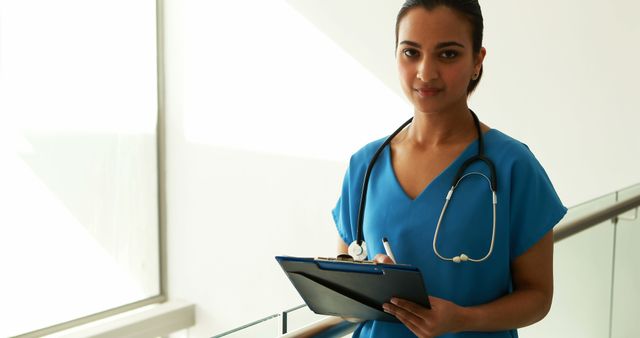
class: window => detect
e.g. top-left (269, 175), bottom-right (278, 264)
top-left (0, 1), bottom-right (161, 336)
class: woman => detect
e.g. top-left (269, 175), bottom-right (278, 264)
top-left (332, 1), bottom-right (567, 337)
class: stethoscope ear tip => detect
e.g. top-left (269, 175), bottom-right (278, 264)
top-left (452, 254), bottom-right (470, 263)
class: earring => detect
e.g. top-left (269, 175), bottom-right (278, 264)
top-left (472, 73), bottom-right (479, 80)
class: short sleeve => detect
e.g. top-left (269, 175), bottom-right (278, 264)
top-left (331, 138), bottom-right (385, 248)
top-left (332, 166), bottom-right (355, 246)
top-left (509, 145), bottom-right (567, 258)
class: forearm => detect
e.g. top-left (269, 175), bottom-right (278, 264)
top-left (456, 231), bottom-right (555, 332)
top-left (457, 288), bottom-right (552, 332)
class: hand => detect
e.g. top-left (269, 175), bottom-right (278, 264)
top-left (382, 296), bottom-right (465, 338)
top-left (373, 253), bottom-right (395, 264)
top-left (340, 316), bottom-right (364, 323)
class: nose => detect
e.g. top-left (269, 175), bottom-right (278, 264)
top-left (417, 56), bottom-right (438, 82)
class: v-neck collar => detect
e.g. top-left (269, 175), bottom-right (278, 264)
top-left (384, 129), bottom-right (496, 202)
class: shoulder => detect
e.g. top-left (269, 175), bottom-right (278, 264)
top-left (484, 129), bottom-right (542, 168)
top-left (347, 136), bottom-right (387, 171)
top-left (486, 130), bottom-right (561, 203)
top-left (338, 136), bottom-right (389, 190)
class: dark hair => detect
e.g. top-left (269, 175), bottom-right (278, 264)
top-left (395, 0), bottom-right (484, 94)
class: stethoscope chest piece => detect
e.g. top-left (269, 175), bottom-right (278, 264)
top-left (348, 241), bottom-right (368, 261)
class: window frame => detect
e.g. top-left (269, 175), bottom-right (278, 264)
top-left (11, 0), bottom-right (167, 336)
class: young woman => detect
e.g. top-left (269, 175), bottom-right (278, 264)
top-left (332, 1), bottom-right (567, 337)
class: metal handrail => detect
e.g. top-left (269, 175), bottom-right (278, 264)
top-left (554, 193), bottom-right (640, 242)
top-left (278, 188), bottom-right (640, 338)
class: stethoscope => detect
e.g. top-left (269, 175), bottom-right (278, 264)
top-left (347, 110), bottom-right (498, 263)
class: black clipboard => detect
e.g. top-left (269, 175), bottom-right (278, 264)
top-left (276, 256), bottom-right (430, 322)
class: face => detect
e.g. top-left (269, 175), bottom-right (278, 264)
top-left (396, 6), bottom-right (485, 115)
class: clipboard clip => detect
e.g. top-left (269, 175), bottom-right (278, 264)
top-left (314, 255), bottom-right (377, 265)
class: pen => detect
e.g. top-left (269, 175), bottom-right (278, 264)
top-left (382, 237), bottom-right (397, 263)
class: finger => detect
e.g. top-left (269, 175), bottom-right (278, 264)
top-left (427, 295), bottom-right (442, 309)
top-left (384, 303), bottom-right (431, 337)
top-left (384, 302), bottom-right (428, 329)
top-left (373, 253), bottom-right (394, 264)
top-left (428, 295), bottom-right (444, 305)
top-left (340, 316), bottom-right (363, 323)
top-left (391, 298), bottom-right (429, 317)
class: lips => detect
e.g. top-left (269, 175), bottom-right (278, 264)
top-left (416, 87), bottom-right (441, 97)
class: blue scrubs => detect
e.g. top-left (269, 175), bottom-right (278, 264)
top-left (332, 129), bottom-right (567, 338)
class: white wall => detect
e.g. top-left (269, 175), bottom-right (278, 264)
top-left (163, 1), bottom-right (640, 337)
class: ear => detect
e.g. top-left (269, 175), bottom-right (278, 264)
top-left (474, 47), bottom-right (487, 74)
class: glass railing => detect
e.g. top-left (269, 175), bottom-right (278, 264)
top-left (210, 304), bottom-right (330, 337)
top-left (281, 304), bottom-right (326, 334)
top-left (210, 313), bottom-right (280, 338)
top-left (610, 184), bottom-right (640, 338)
top-left (521, 183), bottom-right (640, 338)
top-left (521, 190), bottom-right (618, 337)
top-left (213, 183), bottom-right (640, 338)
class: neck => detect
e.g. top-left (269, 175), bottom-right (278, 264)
top-left (405, 105), bottom-right (477, 148)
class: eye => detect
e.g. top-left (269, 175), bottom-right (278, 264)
top-left (439, 50), bottom-right (458, 59)
top-left (402, 48), bottom-right (419, 58)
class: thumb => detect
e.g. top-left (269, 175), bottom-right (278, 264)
top-left (428, 295), bottom-right (445, 307)
top-left (373, 253), bottom-right (395, 264)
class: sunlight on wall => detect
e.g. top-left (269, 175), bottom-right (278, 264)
top-left (183, 0), bottom-right (411, 162)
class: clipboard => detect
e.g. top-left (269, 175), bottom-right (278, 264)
top-left (276, 256), bottom-right (430, 322)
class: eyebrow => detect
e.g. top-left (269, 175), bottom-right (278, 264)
top-left (398, 40), bottom-right (465, 49)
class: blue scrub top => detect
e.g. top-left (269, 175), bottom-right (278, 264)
top-left (332, 129), bottom-right (567, 338)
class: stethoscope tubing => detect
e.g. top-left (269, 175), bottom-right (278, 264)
top-left (432, 172), bottom-right (497, 263)
top-left (352, 109), bottom-right (498, 263)
top-left (355, 117), bottom-right (413, 245)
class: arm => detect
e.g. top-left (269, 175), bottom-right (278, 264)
top-left (383, 230), bottom-right (554, 337)
top-left (459, 230), bottom-right (554, 330)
